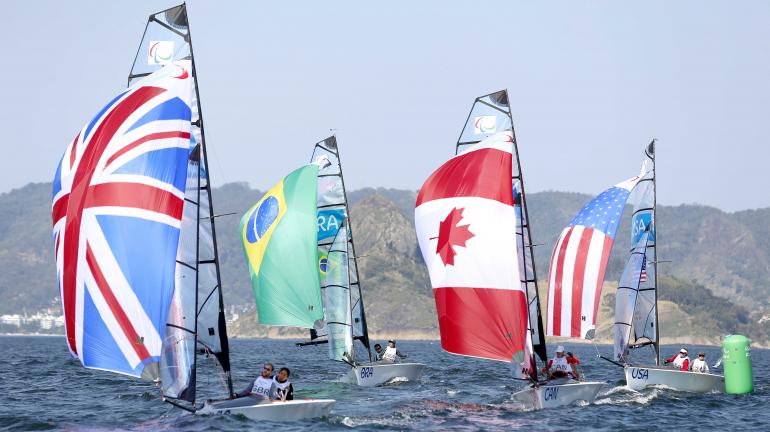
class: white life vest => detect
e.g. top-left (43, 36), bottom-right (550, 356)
top-left (691, 358), bottom-right (709, 373)
top-left (273, 377), bottom-right (291, 400)
top-left (550, 356), bottom-right (571, 373)
top-left (672, 355), bottom-right (689, 369)
top-left (382, 346), bottom-right (399, 363)
top-left (250, 376), bottom-right (275, 398)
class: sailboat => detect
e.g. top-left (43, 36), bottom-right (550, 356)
top-left (296, 136), bottom-right (426, 386)
top-left (53, 3), bottom-right (234, 415)
top-left (415, 90), bottom-right (603, 411)
top-left (200, 162), bottom-right (336, 420)
top-left (616, 141), bottom-right (724, 393)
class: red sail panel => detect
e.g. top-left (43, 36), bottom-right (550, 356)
top-left (415, 131), bottom-right (527, 362)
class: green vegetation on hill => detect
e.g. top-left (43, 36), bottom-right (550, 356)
top-left (1, 182), bottom-right (769, 344)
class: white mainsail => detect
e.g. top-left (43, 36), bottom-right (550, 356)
top-left (323, 224), bottom-right (355, 362)
top-left (614, 141), bottom-right (658, 364)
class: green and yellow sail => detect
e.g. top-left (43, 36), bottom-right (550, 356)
top-left (240, 164), bottom-right (324, 328)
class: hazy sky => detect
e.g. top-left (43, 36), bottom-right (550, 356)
top-left (1, 1), bottom-right (768, 211)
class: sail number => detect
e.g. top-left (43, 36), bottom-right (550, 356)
top-left (359, 367), bottom-right (374, 380)
top-left (543, 387), bottom-right (559, 401)
top-left (630, 368), bottom-right (649, 380)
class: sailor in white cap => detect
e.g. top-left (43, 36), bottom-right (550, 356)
top-left (664, 348), bottom-right (691, 371)
top-left (381, 339), bottom-right (408, 363)
top-left (541, 345), bottom-right (580, 380)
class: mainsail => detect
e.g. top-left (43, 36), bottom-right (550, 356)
top-left (52, 60), bottom-right (193, 380)
top-left (240, 164), bottom-right (324, 329)
top-left (304, 136), bottom-right (371, 362)
top-left (128, 4), bottom-right (232, 406)
top-left (614, 141), bottom-right (658, 363)
top-left (416, 130), bottom-right (529, 362)
top-left (323, 222), bottom-right (356, 362)
top-left (454, 90), bottom-right (547, 370)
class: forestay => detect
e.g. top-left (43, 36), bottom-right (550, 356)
top-left (454, 90), bottom-right (547, 373)
top-left (307, 136), bottom-right (371, 360)
top-left (615, 141), bottom-right (658, 363)
top-left (124, 4), bottom-right (233, 404)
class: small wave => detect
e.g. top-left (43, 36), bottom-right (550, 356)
top-left (594, 388), bottom-right (660, 406)
top-left (383, 377), bottom-right (410, 385)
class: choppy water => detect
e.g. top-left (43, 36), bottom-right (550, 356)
top-left (0, 336), bottom-right (767, 431)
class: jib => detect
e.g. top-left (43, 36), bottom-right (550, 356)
top-left (631, 368), bottom-right (649, 380)
top-left (544, 387), bottom-right (559, 401)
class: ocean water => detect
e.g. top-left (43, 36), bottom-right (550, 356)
top-left (0, 336), bottom-right (767, 431)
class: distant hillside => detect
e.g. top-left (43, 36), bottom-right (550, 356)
top-left (1, 182), bottom-right (768, 344)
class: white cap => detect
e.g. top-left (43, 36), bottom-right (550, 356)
top-left (680, 348), bottom-right (688, 354)
top-left (556, 346), bottom-right (565, 353)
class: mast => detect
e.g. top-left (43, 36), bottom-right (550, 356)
top-left (454, 90), bottom-right (548, 369)
top-left (127, 3), bottom-right (233, 406)
top-left (187, 6), bottom-right (234, 397)
top-left (649, 139), bottom-right (659, 365)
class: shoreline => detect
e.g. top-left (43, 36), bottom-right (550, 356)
top-left (4, 333), bottom-right (766, 349)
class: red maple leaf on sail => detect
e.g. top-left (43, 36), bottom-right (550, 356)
top-left (434, 207), bottom-right (475, 266)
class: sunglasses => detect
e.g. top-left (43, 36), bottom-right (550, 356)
top-left (263, 367), bottom-right (273, 371)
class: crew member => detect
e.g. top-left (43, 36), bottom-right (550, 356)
top-left (235, 362), bottom-right (276, 399)
top-left (373, 344), bottom-right (384, 361)
top-left (273, 367), bottom-right (294, 401)
top-left (691, 352), bottom-right (710, 373)
top-left (664, 348), bottom-right (691, 371)
top-left (541, 346), bottom-right (580, 379)
top-left (381, 340), bottom-right (408, 363)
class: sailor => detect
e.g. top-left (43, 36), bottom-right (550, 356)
top-left (381, 340), bottom-right (408, 363)
top-left (373, 344), bottom-right (384, 361)
top-left (235, 362), bottom-right (276, 399)
top-left (691, 352), bottom-right (710, 373)
top-left (273, 367), bottom-right (294, 401)
top-left (664, 348), bottom-right (691, 371)
top-left (542, 346), bottom-right (580, 380)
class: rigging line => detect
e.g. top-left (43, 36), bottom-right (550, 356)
top-left (201, 128), bottom-right (230, 187)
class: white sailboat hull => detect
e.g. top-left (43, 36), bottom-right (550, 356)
top-left (625, 365), bottom-right (724, 393)
top-left (346, 362), bottom-right (426, 387)
top-left (197, 397), bottom-right (335, 421)
top-left (511, 380), bottom-right (605, 410)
